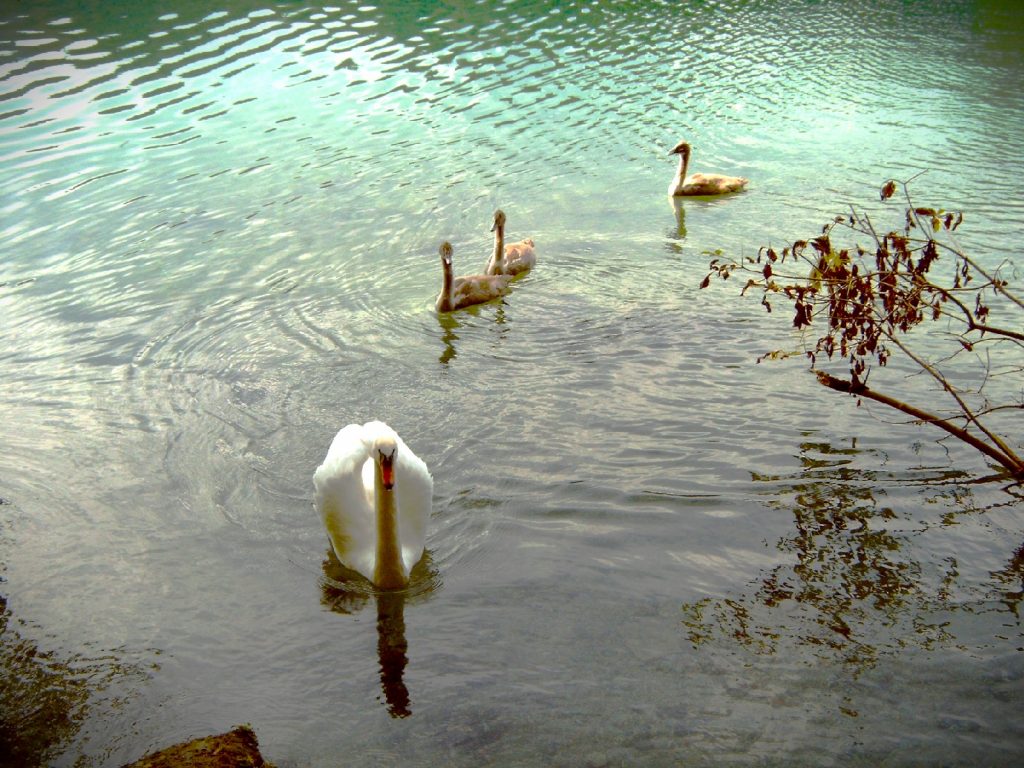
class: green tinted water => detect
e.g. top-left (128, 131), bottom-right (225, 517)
top-left (1, 1), bottom-right (1022, 765)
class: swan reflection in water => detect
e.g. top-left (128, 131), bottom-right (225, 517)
top-left (373, 590), bottom-right (411, 718)
top-left (436, 310), bottom-right (461, 366)
top-left (668, 196), bottom-right (687, 240)
top-left (320, 552), bottom-right (438, 718)
top-left (434, 303), bottom-right (508, 366)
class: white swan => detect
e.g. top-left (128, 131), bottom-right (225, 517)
top-left (313, 421), bottom-right (433, 589)
top-left (668, 140), bottom-right (748, 196)
top-left (485, 209), bottom-right (536, 277)
top-left (436, 240), bottom-right (511, 312)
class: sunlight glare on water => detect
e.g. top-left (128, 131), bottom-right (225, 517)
top-left (1, 1), bottom-right (1022, 766)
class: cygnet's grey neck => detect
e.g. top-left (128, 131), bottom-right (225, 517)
top-left (438, 258), bottom-right (454, 310)
top-left (491, 225), bottom-right (504, 268)
top-left (676, 151), bottom-right (690, 182)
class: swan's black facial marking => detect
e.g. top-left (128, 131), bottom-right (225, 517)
top-left (378, 446), bottom-right (397, 489)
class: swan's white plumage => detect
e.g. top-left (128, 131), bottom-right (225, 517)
top-left (313, 421), bottom-right (432, 584)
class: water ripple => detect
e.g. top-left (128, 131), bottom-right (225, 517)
top-left (2, 2), bottom-right (1023, 763)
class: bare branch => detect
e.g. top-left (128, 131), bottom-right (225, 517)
top-left (885, 334), bottom-right (1024, 469)
top-left (815, 372), bottom-right (1024, 476)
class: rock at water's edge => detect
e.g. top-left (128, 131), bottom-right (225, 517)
top-left (122, 724), bottom-right (274, 768)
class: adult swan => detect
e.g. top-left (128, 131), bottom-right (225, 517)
top-left (314, 421), bottom-right (433, 589)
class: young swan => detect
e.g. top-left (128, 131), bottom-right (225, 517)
top-left (668, 140), bottom-right (748, 196)
top-left (435, 241), bottom-right (511, 312)
top-left (485, 209), bottom-right (536, 277)
top-left (313, 421), bottom-right (433, 589)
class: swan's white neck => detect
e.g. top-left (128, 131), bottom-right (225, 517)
top-left (373, 460), bottom-right (407, 589)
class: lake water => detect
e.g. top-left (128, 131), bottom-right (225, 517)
top-left (2, 1), bottom-right (1022, 765)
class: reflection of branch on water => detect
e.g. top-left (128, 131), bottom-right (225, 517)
top-left (680, 439), bottom-right (1017, 674)
top-left (0, 595), bottom-right (87, 765)
top-left (989, 540), bottom-right (1024, 621)
top-left (320, 551), bottom-right (438, 718)
top-left (0, 593), bottom-right (152, 765)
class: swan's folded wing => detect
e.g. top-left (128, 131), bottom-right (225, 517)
top-left (313, 424), bottom-right (376, 579)
top-left (452, 274), bottom-right (510, 305)
top-left (394, 434), bottom-right (433, 573)
top-left (504, 240), bottom-right (536, 273)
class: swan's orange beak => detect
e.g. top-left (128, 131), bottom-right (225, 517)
top-left (380, 451), bottom-right (395, 489)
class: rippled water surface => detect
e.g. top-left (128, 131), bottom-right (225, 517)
top-left (2, 1), bottom-right (1023, 766)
